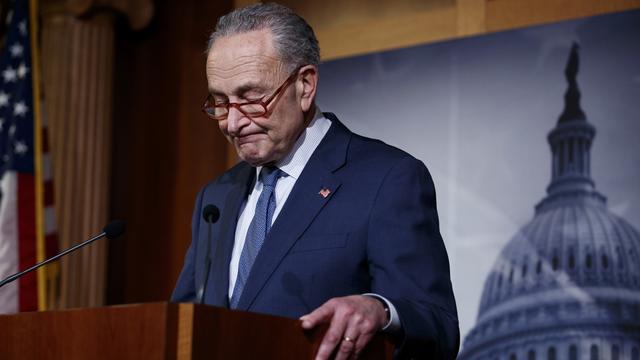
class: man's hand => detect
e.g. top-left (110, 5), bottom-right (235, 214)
top-left (300, 295), bottom-right (388, 360)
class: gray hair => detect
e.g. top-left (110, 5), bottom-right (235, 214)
top-left (207, 3), bottom-right (320, 72)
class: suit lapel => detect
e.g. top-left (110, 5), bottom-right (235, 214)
top-left (208, 164), bottom-right (255, 308)
top-left (236, 114), bottom-right (351, 310)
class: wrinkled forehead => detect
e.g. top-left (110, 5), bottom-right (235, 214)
top-left (206, 30), bottom-right (287, 90)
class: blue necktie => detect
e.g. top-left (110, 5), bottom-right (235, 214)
top-left (230, 166), bottom-right (284, 308)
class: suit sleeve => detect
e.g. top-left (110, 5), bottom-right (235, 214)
top-left (171, 187), bottom-right (205, 302)
top-left (367, 156), bottom-right (460, 359)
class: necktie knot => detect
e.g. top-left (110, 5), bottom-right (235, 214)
top-left (260, 166), bottom-right (283, 188)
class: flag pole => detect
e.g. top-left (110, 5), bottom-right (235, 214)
top-left (29, 0), bottom-right (47, 311)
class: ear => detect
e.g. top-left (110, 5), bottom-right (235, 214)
top-left (297, 65), bottom-right (318, 112)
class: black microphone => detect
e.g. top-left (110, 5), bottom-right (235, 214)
top-left (202, 205), bottom-right (220, 224)
top-left (0, 220), bottom-right (126, 288)
top-left (197, 205), bottom-right (220, 304)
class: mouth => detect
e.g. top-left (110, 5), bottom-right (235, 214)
top-left (234, 133), bottom-right (265, 146)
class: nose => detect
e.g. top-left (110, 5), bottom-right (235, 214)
top-left (225, 106), bottom-right (249, 136)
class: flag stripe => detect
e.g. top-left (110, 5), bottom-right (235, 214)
top-left (44, 206), bottom-right (56, 235)
top-left (44, 179), bottom-right (53, 205)
top-left (41, 127), bottom-right (49, 152)
top-left (42, 153), bottom-right (52, 181)
top-left (45, 233), bottom-right (57, 258)
top-left (0, 172), bottom-right (19, 314)
top-left (17, 173), bottom-right (37, 311)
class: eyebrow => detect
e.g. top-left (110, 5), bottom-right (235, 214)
top-left (209, 82), bottom-right (268, 97)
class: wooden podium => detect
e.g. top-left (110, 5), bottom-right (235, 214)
top-left (0, 302), bottom-right (394, 359)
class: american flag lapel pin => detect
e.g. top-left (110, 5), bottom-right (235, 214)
top-left (318, 188), bottom-right (331, 198)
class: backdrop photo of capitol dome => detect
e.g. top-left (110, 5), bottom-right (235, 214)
top-left (316, 8), bottom-right (640, 359)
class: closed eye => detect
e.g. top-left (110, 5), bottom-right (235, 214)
top-left (242, 95), bottom-right (267, 103)
top-left (210, 93), bottom-right (265, 104)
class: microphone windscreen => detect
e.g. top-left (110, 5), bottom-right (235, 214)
top-left (103, 220), bottom-right (126, 239)
top-left (202, 205), bottom-right (220, 224)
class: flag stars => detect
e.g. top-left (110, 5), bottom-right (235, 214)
top-left (18, 20), bottom-right (27, 36)
top-left (0, 118), bottom-right (4, 130)
top-left (3, 67), bottom-right (17, 83)
top-left (14, 141), bottom-right (28, 155)
top-left (0, 92), bottom-right (8, 107)
top-left (13, 101), bottom-right (28, 116)
top-left (8, 124), bottom-right (16, 136)
top-left (9, 43), bottom-right (23, 57)
top-left (17, 63), bottom-right (29, 79)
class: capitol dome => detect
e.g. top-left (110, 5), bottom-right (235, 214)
top-left (459, 44), bottom-right (640, 360)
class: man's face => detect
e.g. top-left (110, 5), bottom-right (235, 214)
top-left (206, 29), bottom-right (307, 166)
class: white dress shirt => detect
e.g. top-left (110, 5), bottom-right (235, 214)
top-left (228, 108), bottom-right (400, 332)
top-left (228, 109), bottom-right (331, 295)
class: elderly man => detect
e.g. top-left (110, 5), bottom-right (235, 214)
top-left (172, 3), bottom-right (459, 359)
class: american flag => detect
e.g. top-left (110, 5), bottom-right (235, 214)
top-left (0, 0), bottom-right (58, 313)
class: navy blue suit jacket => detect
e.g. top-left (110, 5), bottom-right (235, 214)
top-left (172, 114), bottom-right (459, 358)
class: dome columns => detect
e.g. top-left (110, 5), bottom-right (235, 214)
top-left (547, 121), bottom-right (596, 195)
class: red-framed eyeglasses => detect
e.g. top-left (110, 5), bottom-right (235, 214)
top-left (202, 67), bottom-right (301, 121)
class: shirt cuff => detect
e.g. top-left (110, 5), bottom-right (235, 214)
top-left (362, 293), bottom-right (402, 334)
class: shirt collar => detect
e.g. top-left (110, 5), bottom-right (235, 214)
top-left (255, 107), bottom-right (332, 181)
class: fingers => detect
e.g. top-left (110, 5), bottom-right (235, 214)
top-left (300, 296), bottom-right (387, 360)
top-left (353, 332), bottom-right (374, 358)
top-left (344, 310), bottom-right (377, 358)
top-left (334, 333), bottom-right (356, 360)
top-left (300, 300), bottom-right (335, 329)
top-left (335, 320), bottom-right (375, 360)
top-left (314, 299), bottom-right (350, 360)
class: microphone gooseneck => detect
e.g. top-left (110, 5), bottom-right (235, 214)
top-left (197, 204), bottom-right (220, 304)
top-left (0, 220), bottom-right (127, 288)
